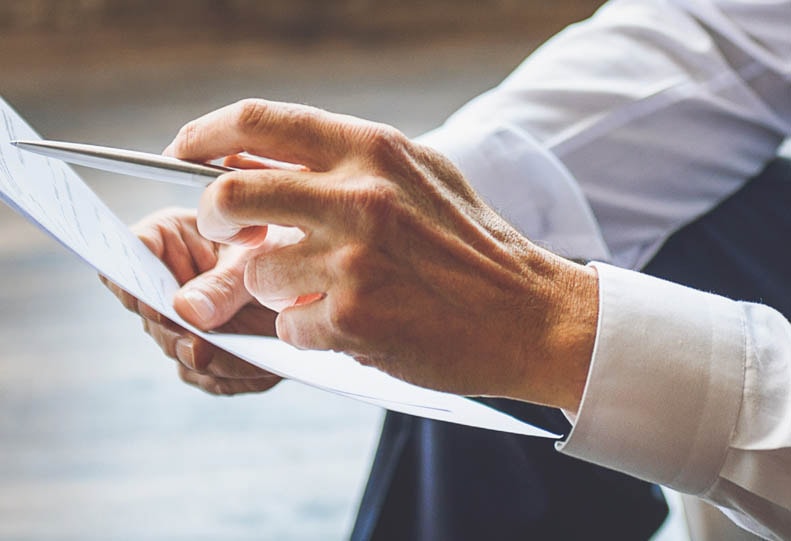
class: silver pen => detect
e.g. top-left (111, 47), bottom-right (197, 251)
top-left (11, 139), bottom-right (231, 187)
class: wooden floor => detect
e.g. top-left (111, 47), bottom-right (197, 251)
top-left (0, 35), bottom-right (537, 540)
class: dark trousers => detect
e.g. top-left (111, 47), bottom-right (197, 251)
top-left (351, 157), bottom-right (791, 541)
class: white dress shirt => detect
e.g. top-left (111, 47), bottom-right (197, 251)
top-left (418, 0), bottom-right (791, 538)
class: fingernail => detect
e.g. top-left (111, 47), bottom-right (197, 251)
top-left (176, 336), bottom-right (195, 369)
top-left (182, 288), bottom-right (216, 323)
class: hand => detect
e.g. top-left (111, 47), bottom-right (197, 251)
top-left (102, 207), bottom-right (283, 396)
top-left (165, 99), bottom-right (599, 411)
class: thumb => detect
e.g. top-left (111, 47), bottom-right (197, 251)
top-left (174, 257), bottom-right (253, 330)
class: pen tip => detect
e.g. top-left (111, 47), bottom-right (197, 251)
top-left (9, 140), bottom-right (18, 146)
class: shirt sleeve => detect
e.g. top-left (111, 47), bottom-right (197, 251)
top-left (420, 0), bottom-right (791, 268)
top-left (557, 263), bottom-right (791, 540)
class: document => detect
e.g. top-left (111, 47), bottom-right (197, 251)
top-left (0, 97), bottom-right (557, 438)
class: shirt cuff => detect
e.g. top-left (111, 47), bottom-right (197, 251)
top-left (558, 262), bottom-right (747, 495)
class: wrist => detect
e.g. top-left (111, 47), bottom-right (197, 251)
top-left (507, 253), bottom-right (599, 412)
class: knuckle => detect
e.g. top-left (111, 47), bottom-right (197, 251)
top-left (339, 179), bottom-right (400, 237)
top-left (234, 98), bottom-right (268, 135)
top-left (334, 244), bottom-right (372, 280)
top-left (138, 302), bottom-right (161, 323)
top-left (364, 124), bottom-right (407, 163)
top-left (329, 292), bottom-right (366, 337)
top-left (290, 105), bottom-right (323, 129)
top-left (360, 182), bottom-right (399, 217)
top-left (211, 174), bottom-right (247, 219)
top-left (174, 121), bottom-right (201, 157)
top-left (119, 291), bottom-right (138, 312)
top-left (132, 207), bottom-right (195, 253)
top-left (333, 240), bottom-right (387, 289)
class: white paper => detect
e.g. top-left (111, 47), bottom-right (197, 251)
top-left (0, 97), bottom-right (558, 438)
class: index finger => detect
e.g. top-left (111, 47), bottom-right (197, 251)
top-left (164, 99), bottom-right (357, 172)
top-left (197, 168), bottom-right (332, 244)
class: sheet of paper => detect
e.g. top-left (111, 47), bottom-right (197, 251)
top-left (0, 97), bottom-right (558, 438)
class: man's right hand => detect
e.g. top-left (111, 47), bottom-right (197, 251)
top-left (101, 207), bottom-right (284, 396)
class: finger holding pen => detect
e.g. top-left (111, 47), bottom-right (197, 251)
top-left (166, 98), bottom-right (598, 412)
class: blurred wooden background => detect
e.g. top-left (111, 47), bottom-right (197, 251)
top-left (1, 0), bottom-right (603, 40)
